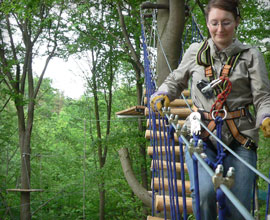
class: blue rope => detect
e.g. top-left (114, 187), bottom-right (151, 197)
top-left (179, 137), bottom-right (188, 220)
top-left (158, 115), bottom-right (167, 218)
top-left (151, 112), bottom-right (156, 216)
top-left (216, 188), bottom-right (228, 220)
top-left (162, 117), bottom-right (172, 218)
top-left (214, 116), bottom-right (226, 166)
top-left (166, 123), bottom-right (176, 219)
top-left (202, 116), bottom-right (226, 169)
top-left (170, 126), bottom-right (181, 220)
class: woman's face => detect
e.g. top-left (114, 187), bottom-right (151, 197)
top-left (207, 8), bottom-right (239, 50)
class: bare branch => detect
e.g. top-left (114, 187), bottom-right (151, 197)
top-left (34, 3), bottom-right (64, 99)
top-left (31, 190), bottom-right (65, 216)
top-left (0, 96), bottom-right (11, 113)
top-left (116, 2), bottom-right (144, 73)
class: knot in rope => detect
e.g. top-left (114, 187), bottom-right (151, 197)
top-left (210, 76), bottom-right (232, 117)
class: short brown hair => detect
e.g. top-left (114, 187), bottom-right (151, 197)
top-left (205, 0), bottom-right (241, 21)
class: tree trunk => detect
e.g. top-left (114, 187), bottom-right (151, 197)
top-left (99, 183), bottom-right (105, 220)
top-left (16, 99), bottom-right (32, 220)
top-left (156, 0), bottom-right (186, 86)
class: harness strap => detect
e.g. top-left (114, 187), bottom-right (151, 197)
top-left (197, 40), bottom-right (211, 67)
top-left (199, 106), bottom-right (257, 151)
top-left (200, 108), bottom-right (247, 120)
top-left (201, 120), bottom-right (216, 139)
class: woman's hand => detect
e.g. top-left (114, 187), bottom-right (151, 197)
top-left (150, 93), bottom-right (170, 116)
top-left (261, 117), bottom-right (270, 137)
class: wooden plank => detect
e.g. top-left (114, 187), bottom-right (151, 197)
top-left (147, 216), bottom-right (168, 220)
top-left (145, 89), bottom-right (190, 97)
top-left (155, 195), bottom-right (193, 213)
top-left (144, 98), bottom-right (193, 108)
top-left (145, 130), bottom-right (179, 142)
top-left (6, 189), bottom-right (44, 192)
top-left (145, 107), bottom-right (191, 118)
top-left (147, 146), bottom-right (186, 156)
top-left (151, 178), bottom-right (191, 194)
top-left (147, 119), bottom-right (185, 129)
top-left (116, 105), bottom-right (145, 116)
top-left (151, 160), bottom-right (188, 173)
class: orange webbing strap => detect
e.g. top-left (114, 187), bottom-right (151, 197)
top-left (201, 120), bottom-right (216, 139)
top-left (200, 105), bottom-right (251, 146)
top-left (205, 66), bottom-right (213, 77)
top-left (221, 65), bottom-right (231, 77)
top-left (223, 105), bottom-right (249, 146)
top-left (193, 105), bottom-right (215, 139)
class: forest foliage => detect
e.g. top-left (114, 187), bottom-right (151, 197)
top-left (0, 0), bottom-right (270, 219)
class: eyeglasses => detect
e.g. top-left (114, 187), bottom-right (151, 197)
top-left (208, 20), bottom-right (234, 28)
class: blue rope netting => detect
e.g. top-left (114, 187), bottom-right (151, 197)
top-left (141, 13), bottom-right (203, 218)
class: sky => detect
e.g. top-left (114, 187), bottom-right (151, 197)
top-left (34, 57), bottom-right (86, 99)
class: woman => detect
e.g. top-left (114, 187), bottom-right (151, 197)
top-left (150, 0), bottom-right (270, 219)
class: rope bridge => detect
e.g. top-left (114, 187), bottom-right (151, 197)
top-left (140, 5), bottom-right (270, 220)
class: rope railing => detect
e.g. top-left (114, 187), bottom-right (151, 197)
top-left (141, 5), bottom-right (270, 220)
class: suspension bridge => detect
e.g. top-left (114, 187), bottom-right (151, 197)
top-left (139, 3), bottom-right (270, 220)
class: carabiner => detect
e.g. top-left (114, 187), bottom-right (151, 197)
top-left (211, 106), bottom-right (227, 120)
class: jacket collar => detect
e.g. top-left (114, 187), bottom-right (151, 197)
top-left (208, 38), bottom-right (251, 58)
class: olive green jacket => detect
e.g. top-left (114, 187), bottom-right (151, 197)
top-left (158, 38), bottom-right (270, 145)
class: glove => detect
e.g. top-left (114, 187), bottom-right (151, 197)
top-left (150, 93), bottom-right (170, 116)
top-left (261, 117), bottom-right (270, 137)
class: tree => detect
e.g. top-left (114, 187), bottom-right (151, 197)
top-left (67, 2), bottom-right (123, 219)
top-left (155, 0), bottom-right (186, 86)
top-left (0, 1), bottom-right (67, 219)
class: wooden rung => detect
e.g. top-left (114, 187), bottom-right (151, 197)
top-left (147, 216), bottom-right (168, 220)
top-left (182, 90), bottom-right (190, 97)
top-left (147, 146), bottom-right (186, 156)
top-left (144, 96), bottom-right (148, 105)
top-left (144, 98), bottom-right (192, 108)
top-left (152, 178), bottom-right (191, 194)
top-left (147, 119), bottom-right (185, 129)
top-left (151, 160), bottom-right (188, 173)
top-left (145, 90), bottom-right (190, 97)
top-left (145, 107), bottom-right (191, 118)
top-left (145, 130), bottom-right (179, 142)
top-left (155, 195), bottom-right (193, 213)
top-left (170, 99), bottom-right (193, 107)
top-left (6, 189), bottom-right (44, 192)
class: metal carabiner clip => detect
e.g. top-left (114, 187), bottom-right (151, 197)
top-left (211, 106), bottom-right (228, 120)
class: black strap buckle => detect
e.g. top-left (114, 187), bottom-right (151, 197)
top-left (243, 138), bottom-right (257, 151)
top-left (196, 80), bottom-right (214, 99)
top-left (237, 106), bottom-right (245, 117)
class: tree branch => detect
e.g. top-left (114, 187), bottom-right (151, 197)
top-left (141, 1), bottom-right (169, 10)
top-left (31, 190), bottom-right (65, 216)
top-left (0, 96), bottom-right (11, 113)
top-left (116, 2), bottom-right (144, 73)
top-left (34, 2), bottom-right (64, 99)
top-left (118, 148), bottom-right (152, 207)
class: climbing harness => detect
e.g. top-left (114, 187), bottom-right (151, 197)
top-left (196, 40), bottom-right (258, 151)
